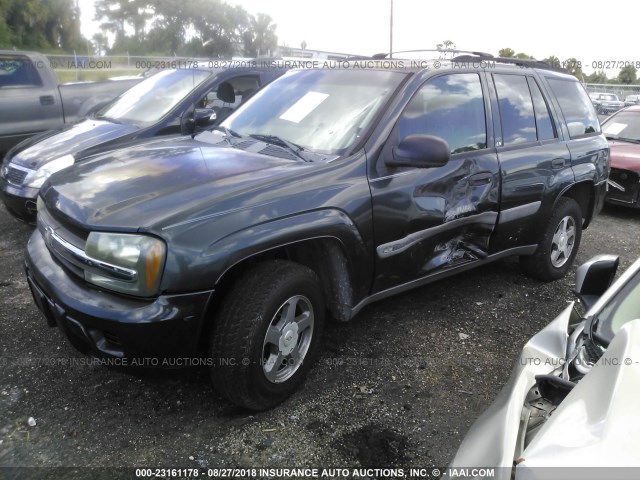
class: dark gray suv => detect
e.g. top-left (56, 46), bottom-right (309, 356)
top-left (25, 55), bottom-right (609, 410)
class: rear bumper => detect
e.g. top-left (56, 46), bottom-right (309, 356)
top-left (25, 229), bottom-right (214, 361)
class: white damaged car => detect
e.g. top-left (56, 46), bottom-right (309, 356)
top-left (450, 255), bottom-right (640, 480)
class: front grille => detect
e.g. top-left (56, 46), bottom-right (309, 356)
top-left (38, 204), bottom-right (88, 279)
top-left (103, 331), bottom-right (123, 349)
top-left (608, 168), bottom-right (640, 205)
top-left (7, 166), bottom-right (28, 185)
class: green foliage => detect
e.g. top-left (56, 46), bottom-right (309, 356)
top-left (94, 0), bottom-right (278, 57)
top-left (498, 48), bottom-right (515, 58)
top-left (244, 13), bottom-right (278, 56)
top-left (585, 70), bottom-right (608, 84)
top-left (2, 0), bottom-right (278, 57)
top-left (543, 56), bottom-right (561, 68)
top-left (618, 64), bottom-right (637, 84)
top-left (0, 0), bottom-right (87, 50)
top-left (562, 58), bottom-right (583, 79)
top-left (435, 40), bottom-right (456, 59)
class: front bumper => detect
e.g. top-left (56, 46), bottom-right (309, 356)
top-left (598, 104), bottom-right (623, 114)
top-left (25, 229), bottom-right (214, 361)
top-left (606, 168), bottom-right (640, 207)
top-left (0, 175), bottom-right (39, 223)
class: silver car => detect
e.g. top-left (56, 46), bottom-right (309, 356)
top-left (450, 255), bottom-right (640, 479)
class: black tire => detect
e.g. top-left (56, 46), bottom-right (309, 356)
top-left (520, 197), bottom-right (582, 282)
top-left (209, 260), bottom-right (324, 410)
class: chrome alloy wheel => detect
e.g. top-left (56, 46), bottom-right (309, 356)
top-left (262, 295), bottom-right (314, 383)
top-left (551, 215), bottom-right (576, 268)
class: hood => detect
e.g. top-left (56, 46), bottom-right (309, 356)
top-left (9, 119), bottom-right (139, 169)
top-left (515, 319), bottom-right (640, 473)
top-left (41, 137), bottom-right (309, 230)
top-left (609, 140), bottom-right (640, 171)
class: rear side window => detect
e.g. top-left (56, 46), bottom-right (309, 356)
top-left (527, 77), bottom-right (556, 141)
top-left (398, 73), bottom-right (487, 154)
top-left (547, 78), bottom-right (600, 138)
top-left (493, 74), bottom-right (537, 145)
top-left (0, 56), bottom-right (42, 87)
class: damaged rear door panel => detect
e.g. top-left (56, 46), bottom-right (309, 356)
top-left (488, 73), bottom-right (574, 252)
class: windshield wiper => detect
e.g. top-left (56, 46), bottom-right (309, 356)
top-left (249, 134), bottom-right (310, 162)
top-left (605, 134), bottom-right (640, 144)
top-left (616, 137), bottom-right (640, 144)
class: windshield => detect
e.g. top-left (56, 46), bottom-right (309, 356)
top-left (222, 69), bottom-right (406, 155)
top-left (96, 69), bottom-right (211, 126)
top-left (600, 94), bottom-right (619, 101)
top-left (602, 111), bottom-right (640, 141)
top-left (593, 268), bottom-right (640, 345)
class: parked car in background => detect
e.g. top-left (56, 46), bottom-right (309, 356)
top-left (0, 64), bottom-right (286, 222)
top-left (589, 92), bottom-right (624, 115)
top-left (25, 57), bottom-right (608, 410)
top-left (450, 255), bottom-right (640, 478)
top-left (601, 105), bottom-right (640, 207)
top-left (624, 94), bottom-right (640, 106)
top-left (0, 50), bottom-right (142, 156)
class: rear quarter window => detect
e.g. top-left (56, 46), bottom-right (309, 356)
top-left (546, 78), bottom-right (600, 138)
top-left (0, 56), bottom-right (42, 87)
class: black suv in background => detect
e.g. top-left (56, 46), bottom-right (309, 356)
top-left (25, 56), bottom-right (608, 410)
top-left (1, 64), bottom-right (286, 222)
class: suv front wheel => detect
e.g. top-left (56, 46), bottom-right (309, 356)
top-left (209, 260), bottom-right (325, 410)
top-left (520, 197), bottom-right (582, 282)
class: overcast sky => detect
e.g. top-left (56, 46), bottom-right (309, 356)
top-left (80, 0), bottom-right (640, 74)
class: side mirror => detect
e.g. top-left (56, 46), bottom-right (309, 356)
top-left (574, 254), bottom-right (619, 311)
top-left (386, 134), bottom-right (450, 168)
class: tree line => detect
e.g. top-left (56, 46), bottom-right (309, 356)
top-left (0, 0), bottom-right (278, 57)
top-left (0, 0), bottom-right (85, 51)
top-left (498, 48), bottom-right (638, 85)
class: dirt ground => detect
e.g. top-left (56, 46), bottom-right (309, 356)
top-left (1, 201), bottom-right (639, 477)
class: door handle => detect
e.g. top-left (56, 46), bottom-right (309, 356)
top-left (40, 95), bottom-right (55, 106)
top-left (468, 172), bottom-right (492, 186)
top-left (551, 158), bottom-right (566, 169)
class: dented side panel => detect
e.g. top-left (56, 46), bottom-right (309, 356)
top-left (370, 151), bottom-right (500, 292)
top-left (490, 142), bottom-right (573, 253)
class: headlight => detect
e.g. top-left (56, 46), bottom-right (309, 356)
top-left (23, 154), bottom-right (75, 188)
top-left (84, 232), bottom-right (166, 297)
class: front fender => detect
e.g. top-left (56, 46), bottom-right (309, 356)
top-left (160, 208), bottom-right (372, 298)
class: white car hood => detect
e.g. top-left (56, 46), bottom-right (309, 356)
top-left (517, 318), bottom-right (640, 472)
top-left (450, 314), bottom-right (640, 479)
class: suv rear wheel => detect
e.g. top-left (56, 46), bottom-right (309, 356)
top-left (520, 197), bottom-right (582, 282)
top-left (209, 260), bottom-right (324, 410)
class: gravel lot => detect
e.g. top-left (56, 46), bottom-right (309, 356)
top-left (0, 200), bottom-right (638, 477)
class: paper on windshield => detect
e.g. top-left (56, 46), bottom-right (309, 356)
top-left (604, 122), bottom-right (628, 135)
top-left (280, 92), bottom-right (329, 123)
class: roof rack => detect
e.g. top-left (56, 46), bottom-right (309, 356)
top-left (451, 54), bottom-right (567, 73)
top-left (372, 49), bottom-right (494, 59)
